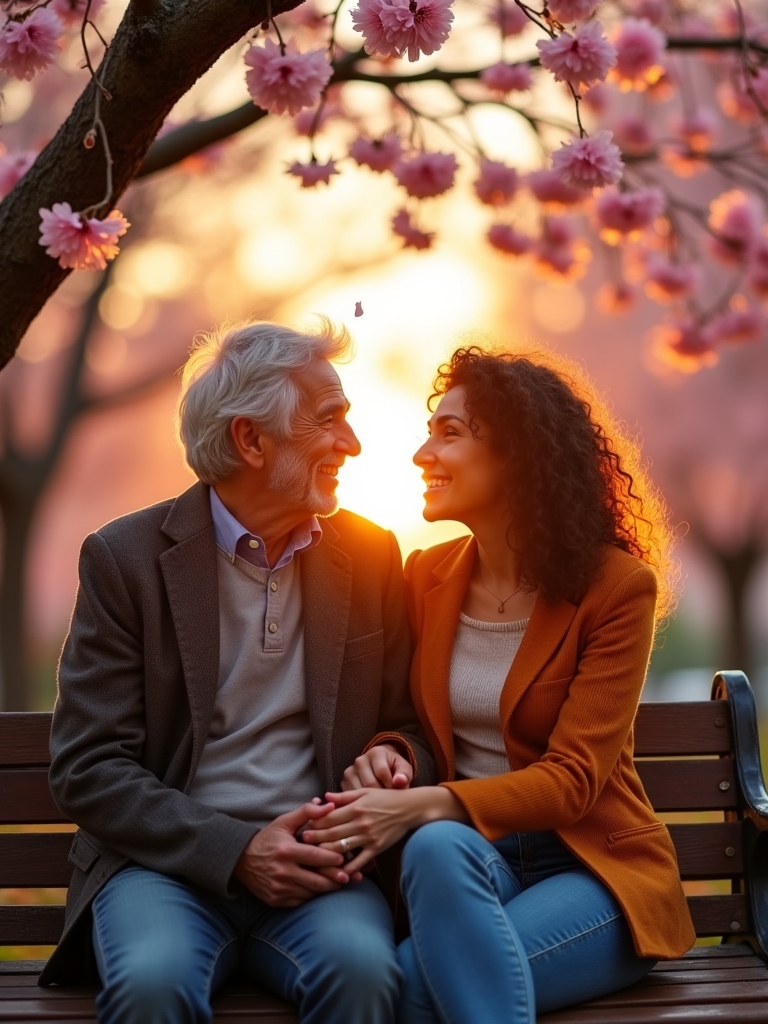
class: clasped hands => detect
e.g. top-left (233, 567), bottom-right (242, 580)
top-left (233, 744), bottom-right (413, 908)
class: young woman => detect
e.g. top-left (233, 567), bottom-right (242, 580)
top-left (301, 347), bottom-right (695, 1023)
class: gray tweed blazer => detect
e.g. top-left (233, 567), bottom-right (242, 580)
top-left (40, 482), bottom-right (434, 985)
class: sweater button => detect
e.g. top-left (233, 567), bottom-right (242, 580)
top-left (268, 622), bottom-right (278, 634)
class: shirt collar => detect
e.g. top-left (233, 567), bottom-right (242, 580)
top-left (209, 487), bottom-right (322, 570)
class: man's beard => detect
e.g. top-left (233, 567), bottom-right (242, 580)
top-left (269, 444), bottom-right (338, 517)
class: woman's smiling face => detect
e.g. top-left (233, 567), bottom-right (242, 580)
top-left (413, 386), bottom-right (508, 527)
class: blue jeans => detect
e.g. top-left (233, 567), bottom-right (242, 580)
top-left (398, 821), bottom-right (657, 1024)
top-left (91, 865), bottom-right (400, 1024)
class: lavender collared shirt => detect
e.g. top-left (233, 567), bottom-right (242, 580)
top-left (209, 487), bottom-right (322, 570)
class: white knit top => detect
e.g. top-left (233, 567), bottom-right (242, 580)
top-left (449, 612), bottom-right (529, 779)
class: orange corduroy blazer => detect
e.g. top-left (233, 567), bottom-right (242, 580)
top-left (404, 535), bottom-right (695, 961)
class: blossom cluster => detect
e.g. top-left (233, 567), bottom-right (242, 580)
top-left (3, 0), bottom-right (768, 369)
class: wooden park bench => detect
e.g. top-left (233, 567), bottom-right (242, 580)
top-left (2, 668), bottom-right (768, 1022)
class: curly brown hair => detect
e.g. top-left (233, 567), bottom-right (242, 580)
top-left (430, 347), bottom-right (677, 621)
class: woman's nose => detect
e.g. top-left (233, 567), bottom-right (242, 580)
top-left (413, 440), bottom-right (434, 467)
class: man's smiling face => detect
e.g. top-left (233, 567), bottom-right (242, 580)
top-left (269, 359), bottom-right (361, 517)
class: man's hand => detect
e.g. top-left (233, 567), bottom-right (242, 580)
top-left (233, 801), bottom-right (356, 908)
top-left (340, 743), bottom-right (413, 791)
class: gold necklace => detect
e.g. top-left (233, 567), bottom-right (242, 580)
top-left (478, 579), bottom-right (523, 614)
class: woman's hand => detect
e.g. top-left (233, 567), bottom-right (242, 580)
top-left (300, 786), bottom-right (470, 875)
top-left (340, 744), bottom-right (413, 791)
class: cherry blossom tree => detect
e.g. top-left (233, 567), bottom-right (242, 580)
top-left (2, 0), bottom-right (768, 371)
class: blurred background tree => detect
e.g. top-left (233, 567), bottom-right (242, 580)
top-left (0, 0), bottom-right (767, 709)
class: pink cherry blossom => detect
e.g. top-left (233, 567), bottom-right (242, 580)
top-left (540, 215), bottom-right (575, 249)
top-left (551, 130), bottom-right (624, 190)
top-left (644, 261), bottom-right (700, 303)
top-left (0, 8), bottom-right (62, 81)
top-left (706, 305), bottom-right (762, 346)
top-left (656, 320), bottom-right (718, 370)
top-left (50, 0), bottom-right (106, 27)
top-left (244, 39), bottom-right (332, 117)
top-left (547, 0), bottom-right (600, 24)
top-left (395, 151), bottom-right (457, 198)
top-left (612, 115), bottom-right (655, 155)
top-left (707, 190), bottom-right (762, 265)
top-left (672, 108), bottom-right (717, 151)
top-left (288, 159), bottom-right (339, 187)
top-left (537, 21), bottom-right (616, 92)
top-left (392, 208), bottom-right (434, 249)
top-left (526, 168), bottom-right (584, 207)
top-left (609, 18), bottom-right (665, 92)
top-left (534, 240), bottom-right (589, 281)
top-left (474, 159), bottom-right (518, 206)
top-left (38, 202), bottom-right (129, 271)
top-left (595, 186), bottom-right (665, 241)
top-left (480, 61), bottom-right (532, 93)
top-left (626, 0), bottom-right (664, 23)
top-left (747, 237), bottom-right (768, 297)
top-left (0, 148), bottom-right (36, 199)
top-left (487, 1), bottom-right (529, 38)
top-left (596, 280), bottom-right (636, 315)
top-left (487, 224), bottom-right (532, 255)
top-left (351, 0), bottom-right (454, 63)
top-left (349, 133), bottom-right (403, 172)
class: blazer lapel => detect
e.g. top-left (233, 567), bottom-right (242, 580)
top-left (159, 484), bottom-right (220, 783)
top-left (498, 594), bottom-right (577, 745)
top-left (301, 522), bottom-right (352, 789)
top-left (419, 537), bottom-right (476, 779)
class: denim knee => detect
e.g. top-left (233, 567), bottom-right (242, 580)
top-left (96, 946), bottom-right (213, 1024)
top-left (402, 821), bottom-right (479, 888)
top-left (303, 923), bottom-right (401, 1015)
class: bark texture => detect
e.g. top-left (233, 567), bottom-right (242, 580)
top-left (0, 0), bottom-right (300, 369)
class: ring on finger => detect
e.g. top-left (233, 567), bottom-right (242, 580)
top-left (340, 838), bottom-right (350, 853)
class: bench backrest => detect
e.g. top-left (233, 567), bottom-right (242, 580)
top-left (2, 670), bottom-right (768, 954)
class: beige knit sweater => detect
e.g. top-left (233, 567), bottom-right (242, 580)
top-left (449, 612), bottom-right (529, 779)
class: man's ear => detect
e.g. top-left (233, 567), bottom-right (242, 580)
top-left (230, 416), bottom-right (268, 471)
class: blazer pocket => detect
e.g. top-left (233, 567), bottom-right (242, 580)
top-left (606, 821), bottom-right (666, 848)
top-left (344, 629), bottom-right (384, 662)
top-left (68, 831), bottom-right (101, 872)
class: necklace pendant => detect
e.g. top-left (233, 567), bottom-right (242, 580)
top-left (498, 603), bottom-right (504, 613)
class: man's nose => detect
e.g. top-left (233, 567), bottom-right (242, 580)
top-left (337, 421), bottom-right (362, 457)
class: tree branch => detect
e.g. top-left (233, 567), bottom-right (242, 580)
top-left (0, 0), bottom-right (304, 370)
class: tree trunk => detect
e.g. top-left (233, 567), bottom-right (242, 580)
top-left (0, 0), bottom-right (303, 368)
top-left (709, 543), bottom-right (764, 681)
top-left (0, 485), bottom-right (39, 710)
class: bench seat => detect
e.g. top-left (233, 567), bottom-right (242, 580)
top-left (3, 946), bottom-right (768, 1022)
top-left (3, 670), bottom-right (768, 1022)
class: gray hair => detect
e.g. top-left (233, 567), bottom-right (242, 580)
top-left (177, 317), bottom-right (353, 484)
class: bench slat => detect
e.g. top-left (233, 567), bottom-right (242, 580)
top-left (635, 759), bottom-right (737, 811)
top-left (668, 822), bottom-right (743, 879)
top-left (540, 1003), bottom-right (768, 1022)
top-left (0, 906), bottom-right (64, 945)
top-left (0, 771), bottom-right (66, 825)
top-left (0, 715), bottom-right (51, 768)
top-left (582, 978), bottom-right (768, 1007)
top-left (0, 834), bottom-right (73, 887)
top-left (0, 825), bottom-right (737, 891)
top-left (688, 894), bottom-right (751, 936)
top-left (634, 702), bottom-right (732, 757)
top-left (643, 968), bottom-right (768, 983)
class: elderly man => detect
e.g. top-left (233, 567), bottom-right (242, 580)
top-left (40, 319), bottom-right (435, 1024)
